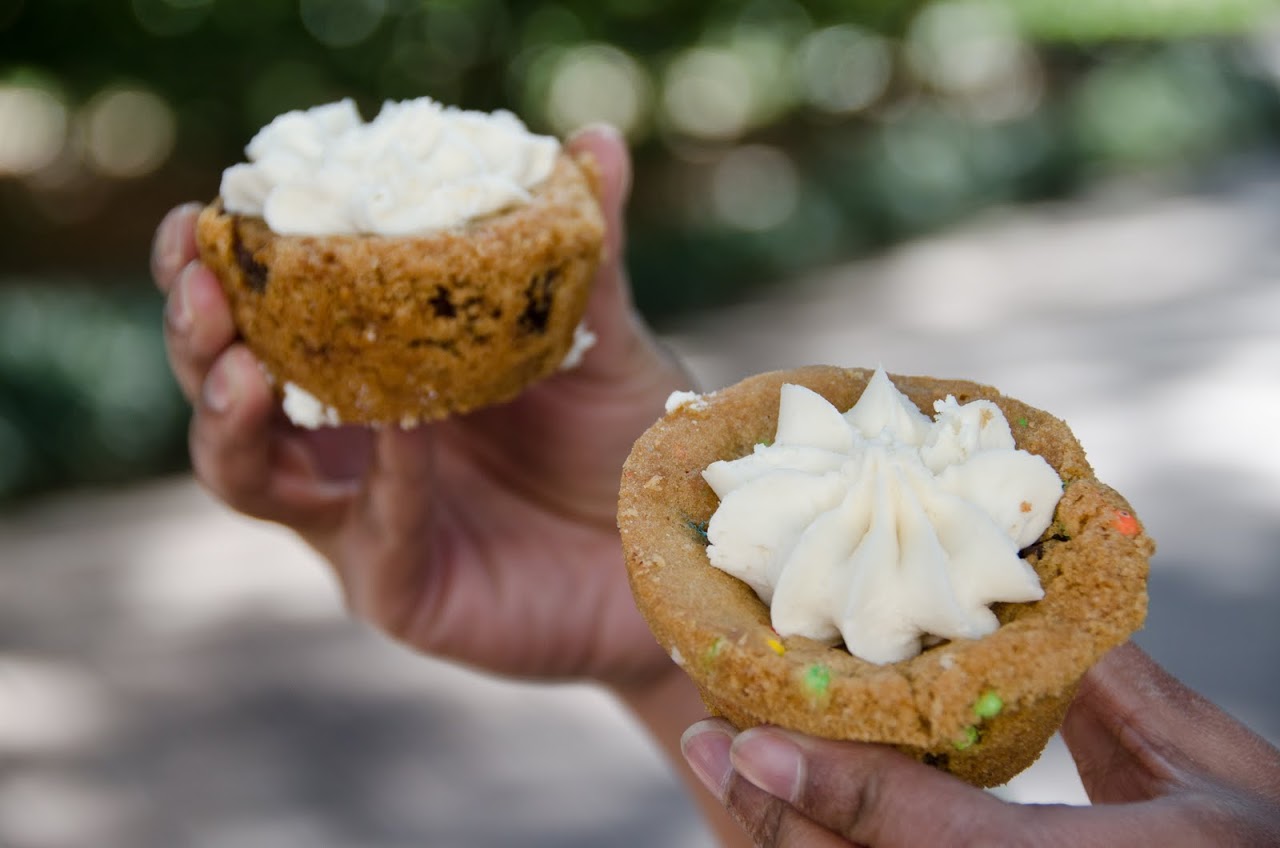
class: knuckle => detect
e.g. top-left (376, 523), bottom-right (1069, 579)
top-left (1193, 793), bottom-right (1280, 846)
top-left (188, 418), bottom-right (268, 519)
top-left (752, 800), bottom-right (786, 848)
top-left (948, 799), bottom-right (1026, 847)
top-left (725, 777), bottom-right (788, 848)
top-left (162, 333), bottom-right (201, 403)
top-left (188, 424), bottom-right (230, 500)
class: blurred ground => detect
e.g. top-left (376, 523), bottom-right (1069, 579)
top-left (2, 156), bottom-right (1278, 847)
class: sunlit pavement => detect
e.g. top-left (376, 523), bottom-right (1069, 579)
top-left (2, 158), bottom-right (1277, 847)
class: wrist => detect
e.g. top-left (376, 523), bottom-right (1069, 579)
top-left (608, 656), bottom-right (698, 725)
top-left (609, 662), bottom-right (753, 848)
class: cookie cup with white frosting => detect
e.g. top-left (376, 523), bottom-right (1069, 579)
top-left (196, 99), bottom-right (605, 426)
top-left (618, 366), bottom-right (1153, 787)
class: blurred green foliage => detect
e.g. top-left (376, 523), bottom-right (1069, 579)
top-left (1, 0), bottom-right (1279, 501)
top-left (0, 284), bottom-right (190, 500)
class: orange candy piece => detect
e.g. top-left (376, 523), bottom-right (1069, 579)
top-left (1113, 510), bottom-right (1141, 537)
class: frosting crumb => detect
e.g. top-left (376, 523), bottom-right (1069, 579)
top-left (282, 382), bottom-right (342, 429)
top-left (559, 323), bottom-right (597, 370)
top-left (665, 390), bottom-right (708, 414)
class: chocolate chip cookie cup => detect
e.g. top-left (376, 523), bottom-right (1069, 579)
top-left (197, 153), bottom-right (602, 426)
top-left (195, 99), bottom-right (605, 427)
top-left (618, 366), bottom-right (1152, 787)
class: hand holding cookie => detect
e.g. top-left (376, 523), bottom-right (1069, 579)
top-left (620, 366), bottom-right (1153, 787)
top-left (683, 643), bottom-right (1280, 847)
top-left (151, 125), bottom-right (692, 686)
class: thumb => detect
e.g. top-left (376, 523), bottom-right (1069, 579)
top-left (566, 122), bottom-right (631, 265)
top-left (724, 726), bottom-right (1016, 846)
top-left (563, 124), bottom-right (662, 384)
top-left (721, 724), bottom-right (1238, 848)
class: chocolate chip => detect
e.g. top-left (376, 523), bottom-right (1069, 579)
top-left (428, 286), bottom-right (456, 318)
top-left (518, 267), bottom-right (559, 335)
top-left (1020, 532), bottom-right (1070, 560)
top-left (232, 227), bottom-right (268, 293)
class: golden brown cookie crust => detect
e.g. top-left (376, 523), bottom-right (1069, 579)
top-left (195, 152), bottom-right (604, 425)
top-left (618, 366), bottom-right (1153, 787)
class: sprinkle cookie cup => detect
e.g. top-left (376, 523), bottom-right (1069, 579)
top-left (619, 366), bottom-right (1152, 787)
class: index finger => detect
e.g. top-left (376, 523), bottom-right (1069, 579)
top-left (151, 202), bottom-right (203, 294)
top-left (1064, 642), bottom-right (1280, 804)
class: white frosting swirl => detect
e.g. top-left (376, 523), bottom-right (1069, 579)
top-left (219, 98), bottom-right (560, 236)
top-left (702, 367), bottom-right (1062, 665)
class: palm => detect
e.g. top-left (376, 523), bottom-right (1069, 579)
top-left (184, 128), bottom-right (691, 685)
top-left (285, 347), bottom-right (685, 684)
top-left (155, 127), bottom-right (688, 686)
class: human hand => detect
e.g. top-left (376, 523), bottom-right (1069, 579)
top-left (150, 126), bottom-right (690, 687)
top-left (681, 643), bottom-right (1280, 846)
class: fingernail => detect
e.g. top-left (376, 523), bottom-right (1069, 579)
top-left (680, 721), bottom-right (734, 801)
top-left (166, 263), bottom-right (195, 333)
top-left (203, 356), bottom-right (238, 414)
top-left (731, 728), bottom-right (803, 802)
top-left (569, 122), bottom-right (624, 143)
top-left (154, 207), bottom-right (190, 280)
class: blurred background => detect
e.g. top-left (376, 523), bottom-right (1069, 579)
top-left (2, 1), bottom-right (1279, 846)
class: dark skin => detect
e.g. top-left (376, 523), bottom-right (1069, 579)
top-left (154, 127), bottom-right (1280, 848)
top-left (682, 643), bottom-right (1280, 846)
top-left (152, 128), bottom-right (687, 686)
top-left (153, 126), bottom-right (750, 845)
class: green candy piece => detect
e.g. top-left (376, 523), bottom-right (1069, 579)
top-left (973, 690), bottom-right (1004, 720)
top-left (686, 518), bottom-right (710, 544)
top-left (804, 664), bottom-right (831, 694)
top-left (703, 637), bottom-right (724, 664)
top-left (1017, 417), bottom-right (1029, 428)
top-left (953, 725), bottom-right (980, 751)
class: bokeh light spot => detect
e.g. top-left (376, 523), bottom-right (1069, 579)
top-left (662, 47), bottom-right (755, 140)
top-left (795, 25), bottom-right (892, 115)
top-left (83, 87), bottom-right (176, 179)
top-left (727, 28), bottom-right (797, 125)
top-left (908, 0), bottom-right (1023, 92)
top-left (1072, 54), bottom-right (1221, 164)
top-left (711, 144), bottom-right (800, 231)
top-left (547, 44), bottom-right (652, 138)
top-left (907, 0), bottom-right (1042, 122)
top-left (299, 0), bottom-right (387, 49)
top-left (0, 83), bottom-right (67, 176)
